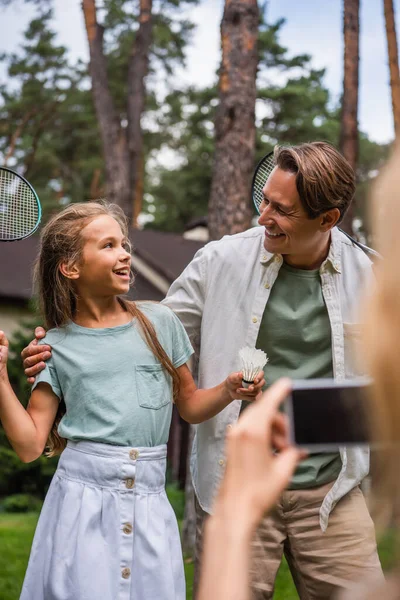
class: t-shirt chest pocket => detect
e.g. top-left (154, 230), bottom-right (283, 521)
top-left (135, 364), bottom-right (171, 410)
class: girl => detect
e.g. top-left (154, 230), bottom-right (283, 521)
top-left (0, 201), bottom-right (264, 600)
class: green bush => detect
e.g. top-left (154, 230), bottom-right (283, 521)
top-left (1, 494), bottom-right (42, 514)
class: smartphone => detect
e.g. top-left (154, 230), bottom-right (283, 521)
top-left (285, 378), bottom-right (371, 451)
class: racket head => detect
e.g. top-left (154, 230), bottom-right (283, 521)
top-left (251, 151), bottom-right (275, 215)
top-left (0, 167), bottom-right (41, 242)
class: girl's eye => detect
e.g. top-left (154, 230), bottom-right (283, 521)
top-left (104, 242), bottom-right (113, 248)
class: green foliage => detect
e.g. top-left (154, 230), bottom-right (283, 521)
top-left (0, 1), bottom-right (390, 236)
top-left (145, 85), bottom-right (217, 231)
top-left (0, 9), bottom-right (102, 215)
top-left (1, 494), bottom-right (42, 513)
top-left (0, 0), bottom-right (200, 224)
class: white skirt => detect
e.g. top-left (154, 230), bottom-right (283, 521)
top-left (20, 441), bottom-right (185, 600)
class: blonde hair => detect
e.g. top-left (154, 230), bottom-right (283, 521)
top-left (33, 201), bottom-right (180, 456)
top-left (364, 149), bottom-right (400, 527)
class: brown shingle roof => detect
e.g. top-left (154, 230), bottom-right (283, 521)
top-left (130, 228), bottom-right (204, 282)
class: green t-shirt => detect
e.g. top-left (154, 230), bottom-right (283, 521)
top-left (248, 262), bottom-right (342, 489)
top-left (32, 303), bottom-right (194, 447)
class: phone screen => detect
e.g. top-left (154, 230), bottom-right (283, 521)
top-left (288, 380), bottom-right (371, 448)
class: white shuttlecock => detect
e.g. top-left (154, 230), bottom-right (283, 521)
top-left (238, 346), bottom-right (268, 388)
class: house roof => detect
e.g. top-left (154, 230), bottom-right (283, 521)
top-left (129, 228), bottom-right (204, 282)
top-left (0, 229), bottom-right (205, 303)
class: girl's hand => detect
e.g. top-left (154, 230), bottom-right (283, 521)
top-left (0, 331), bottom-right (9, 379)
top-left (225, 371), bottom-right (265, 402)
top-left (215, 378), bottom-right (305, 531)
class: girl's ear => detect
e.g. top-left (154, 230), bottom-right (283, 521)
top-left (59, 261), bottom-right (80, 280)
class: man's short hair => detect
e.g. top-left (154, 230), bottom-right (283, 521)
top-left (273, 142), bottom-right (355, 223)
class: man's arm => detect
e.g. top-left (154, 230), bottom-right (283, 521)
top-left (21, 327), bottom-right (51, 384)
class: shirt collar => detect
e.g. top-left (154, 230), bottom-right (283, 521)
top-left (258, 226), bottom-right (342, 273)
top-left (323, 227), bottom-right (342, 273)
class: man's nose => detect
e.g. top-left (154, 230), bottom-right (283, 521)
top-left (258, 204), bottom-right (274, 226)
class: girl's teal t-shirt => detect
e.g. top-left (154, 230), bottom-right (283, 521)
top-left (32, 303), bottom-right (194, 447)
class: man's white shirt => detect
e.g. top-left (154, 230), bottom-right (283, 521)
top-left (163, 226), bottom-right (373, 531)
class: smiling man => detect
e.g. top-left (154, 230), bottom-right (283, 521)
top-left (164, 141), bottom-right (383, 599)
top-left (22, 142), bottom-right (383, 599)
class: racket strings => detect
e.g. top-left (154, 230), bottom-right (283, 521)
top-left (253, 156), bottom-right (275, 214)
top-left (0, 170), bottom-right (39, 240)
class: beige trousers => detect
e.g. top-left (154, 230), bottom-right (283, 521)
top-left (194, 482), bottom-right (384, 600)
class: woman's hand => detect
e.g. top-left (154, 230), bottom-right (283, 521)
top-left (0, 331), bottom-right (9, 380)
top-left (225, 371), bottom-right (265, 402)
top-left (215, 378), bottom-right (305, 531)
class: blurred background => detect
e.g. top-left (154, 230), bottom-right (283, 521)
top-left (0, 0), bottom-right (399, 598)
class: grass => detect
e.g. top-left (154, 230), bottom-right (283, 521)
top-left (0, 512), bottom-right (38, 600)
top-left (0, 491), bottom-right (398, 600)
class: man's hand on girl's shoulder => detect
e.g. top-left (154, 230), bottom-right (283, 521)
top-left (21, 327), bottom-right (51, 384)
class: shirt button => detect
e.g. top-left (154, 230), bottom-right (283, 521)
top-left (226, 424), bottom-right (233, 430)
top-left (264, 283), bottom-right (270, 289)
top-left (125, 478), bottom-right (135, 489)
top-left (262, 254), bottom-right (267, 260)
top-left (121, 567), bottom-right (131, 579)
top-left (129, 449), bottom-right (139, 460)
top-left (123, 522), bottom-right (133, 534)
top-left (252, 317), bottom-right (258, 323)
top-left (219, 459), bottom-right (225, 466)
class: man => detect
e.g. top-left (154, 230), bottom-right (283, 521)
top-left (22, 142), bottom-right (383, 599)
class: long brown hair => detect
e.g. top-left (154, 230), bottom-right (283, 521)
top-left (33, 201), bottom-right (180, 456)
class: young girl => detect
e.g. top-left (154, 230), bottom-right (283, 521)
top-left (0, 202), bottom-right (264, 600)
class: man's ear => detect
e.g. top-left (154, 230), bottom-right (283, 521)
top-left (320, 208), bottom-right (341, 232)
top-left (59, 261), bottom-right (80, 280)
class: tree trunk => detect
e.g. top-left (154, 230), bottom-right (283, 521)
top-left (4, 108), bottom-right (36, 166)
top-left (82, 0), bottom-right (131, 213)
top-left (208, 0), bottom-right (259, 240)
top-left (127, 0), bottom-right (153, 226)
top-left (339, 0), bottom-right (360, 236)
top-left (132, 153), bottom-right (145, 227)
top-left (384, 0), bottom-right (400, 140)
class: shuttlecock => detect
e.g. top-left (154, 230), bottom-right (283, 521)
top-left (238, 346), bottom-right (268, 388)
